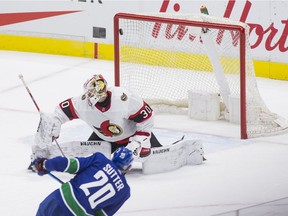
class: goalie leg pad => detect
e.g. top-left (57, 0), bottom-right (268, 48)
top-left (46, 141), bottom-right (112, 159)
top-left (185, 139), bottom-right (204, 165)
top-left (142, 139), bottom-right (204, 174)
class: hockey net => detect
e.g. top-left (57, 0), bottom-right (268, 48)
top-left (114, 12), bottom-right (288, 139)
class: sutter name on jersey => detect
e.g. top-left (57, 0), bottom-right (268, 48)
top-left (103, 163), bottom-right (125, 191)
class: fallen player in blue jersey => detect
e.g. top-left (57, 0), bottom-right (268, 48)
top-left (32, 147), bottom-right (133, 216)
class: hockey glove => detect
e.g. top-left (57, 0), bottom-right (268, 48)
top-left (126, 135), bottom-right (151, 162)
top-left (32, 158), bottom-right (48, 176)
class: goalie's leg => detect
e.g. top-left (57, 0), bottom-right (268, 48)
top-left (142, 139), bottom-right (205, 174)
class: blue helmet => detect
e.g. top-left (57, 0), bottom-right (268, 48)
top-left (112, 147), bottom-right (134, 171)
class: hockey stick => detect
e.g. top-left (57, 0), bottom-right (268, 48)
top-left (18, 74), bottom-right (41, 112)
top-left (48, 172), bottom-right (64, 184)
top-left (18, 74), bottom-right (65, 156)
top-left (53, 139), bottom-right (65, 157)
top-left (19, 74), bottom-right (65, 183)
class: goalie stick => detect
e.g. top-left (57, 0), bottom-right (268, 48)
top-left (19, 74), bottom-right (65, 183)
top-left (18, 74), bottom-right (65, 157)
top-left (18, 74), bottom-right (40, 112)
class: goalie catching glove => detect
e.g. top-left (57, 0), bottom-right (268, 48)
top-left (126, 135), bottom-right (151, 162)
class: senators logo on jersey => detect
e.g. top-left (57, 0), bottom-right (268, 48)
top-left (93, 120), bottom-right (123, 137)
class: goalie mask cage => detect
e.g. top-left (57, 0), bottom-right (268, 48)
top-left (114, 12), bottom-right (288, 139)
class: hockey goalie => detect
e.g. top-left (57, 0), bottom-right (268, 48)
top-left (31, 74), bottom-right (205, 174)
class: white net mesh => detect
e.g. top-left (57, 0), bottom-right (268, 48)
top-left (116, 13), bottom-right (288, 138)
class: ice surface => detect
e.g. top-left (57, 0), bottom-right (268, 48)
top-left (0, 50), bottom-right (288, 216)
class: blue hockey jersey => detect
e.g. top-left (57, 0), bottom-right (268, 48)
top-left (44, 152), bottom-right (130, 216)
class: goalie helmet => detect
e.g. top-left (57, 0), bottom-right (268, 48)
top-left (112, 147), bottom-right (134, 172)
top-left (83, 74), bottom-right (107, 106)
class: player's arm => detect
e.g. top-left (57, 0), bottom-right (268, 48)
top-left (128, 101), bottom-right (154, 130)
top-left (32, 156), bottom-right (77, 175)
top-left (32, 153), bottom-right (103, 175)
top-left (126, 97), bottom-right (154, 160)
top-left (128, 101), bottom-right (154, 140)
top-left (127, 91), bottom-right (154, 136)
top-left (55, 97), bottom-right (80, 123)
top-left (51, 96), bottom-right (80, 137)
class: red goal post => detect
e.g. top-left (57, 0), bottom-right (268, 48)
top-left (113, 12), bottom-right (288, 139)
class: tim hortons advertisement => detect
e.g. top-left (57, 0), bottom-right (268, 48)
top-left (154, 0), bottom-right (287, 63)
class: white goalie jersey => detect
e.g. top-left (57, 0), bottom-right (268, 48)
top-left (55, 86), bottom-right (154, 144)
